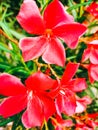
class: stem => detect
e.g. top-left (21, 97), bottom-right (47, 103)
top-left (44, 119), bottom-right (49, 130)
top-left (50, 117), bottom-right (60, 127)
top-left (48, 64), bottom-right (60, 79)
top-left (0, 28), bottom-right (18, 45)
top-left (33, 59), bottom-right (61, 79)
top-left (16, 126), bottom-right (22, 130)
top-left (79, 0), bottom-right (85, 17)
top-left (21, 57), bottom-right (31, 74)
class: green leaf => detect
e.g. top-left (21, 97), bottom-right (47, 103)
top-left (12, 119), bottom-right (25, 130)
top-left (85, 85), bottom-right (96, 99)
top-left (10, 29), bottom-right (25, 39)
top-left (0, 42), bottom-right (11, 53)
top-left (0, 21), bottom-right (12, 37)
top-left (67, 1), bottom-right (92, 12)
top-left (0, 116), bottom-right (13, 127)
top-left (68, 0), bottom-right (77, 20)
top-left (6, 66), bottom-right (30, 78)
top-left (0, 62), bottom-right (11, 69)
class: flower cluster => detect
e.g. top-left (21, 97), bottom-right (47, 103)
top-left (0, 0), bottom-right (98, 130)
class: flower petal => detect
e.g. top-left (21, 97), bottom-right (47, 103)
top-left (22, 95), bottom-right (44, 128)
top-left (40, 94), bottom-right (56, 120)
top-left (90, 48), bottom-right (98, 64)
top-left (88, 40), bottom-right (98, 46)
top-left (61, 62), bottom-right (79, 84)
top-left (68, 78), bottom-right (87, 92)
top-left (19, 36), bottom-right (47, 62)
top-left (0, 73), bottom-right (26, 96)
top-left (55, 115), bottom-right (73, 127)
top-left (76, 96), bottom-right (92, 113)
top-left (25, 71), bottom-right (57, 91)
top-left (43, 0), bottom-right (74, 29)
top-left (89, 64), bottom-right (98, 82)
top-left (42, 38), bottom-right (65, 66)
top-left (53, 23), bottom-right (87, 49)
top-left (17, 0), bottom-right (44, 34)
top-left (86, 2), bottom-right (98, 18)
top-left (82, 48), bottom-right (91, 62)
top-left (55, 89), bottom-right (76, 116)
top-left (0, 95), bottom-right (27, 118)
top-left (75, 101), bottom-right (86, 113)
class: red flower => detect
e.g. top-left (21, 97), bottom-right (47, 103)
top-left (83, 63), bottom-right (98, 83)
top-left (86, 2), bottom-right (98, 18)
top-left (17, 0), bottom-right (86, 66)
top-left (53, 62), bottom-right (87, 116)
top-left (82, 40), bottom-right (98, 64)
top-left (0, 72), bottom-right (57, 128)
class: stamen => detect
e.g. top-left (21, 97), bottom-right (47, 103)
top-left (28, 91), bottom-right (33, 100)
top-left (44, 29), bottom-right (53, 39)
top-left (60, 90), bottom-right (65, 95)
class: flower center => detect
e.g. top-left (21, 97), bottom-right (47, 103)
top-left (44, 29), bottom-right (53, 39)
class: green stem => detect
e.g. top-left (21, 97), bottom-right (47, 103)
top-left (79, 0), bottom-right (85, 17)
top-left (20, 57), bottom-right (31, 74)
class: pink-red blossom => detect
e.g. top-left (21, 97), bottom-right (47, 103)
top-left (0, 72), bottom-right (57, 128)
top-left (83, 63), bottom-right (98, 83)
top-left (50, 62), bottom-right (87, 116)
top-left (86, 2), bottom-right (98, 18)
top-left (17, 0), bottom-right (86, 66)
top-left (82, 40), bottom-right (98, 64)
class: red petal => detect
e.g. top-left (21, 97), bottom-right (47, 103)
top-left (42, 38), bottom-right (65, 66)
top-left (57, 116), bottom-right (73, 127)
top-left (40, 95), bottom-right (56, 120)
top-left (53, 23), bottom-right (87, 49)
top-left (75, 101), bottom-right (86, 113)
top-left (90, 48), bottom-right (98, 64)
top-left (47, 81), bottom-right (60, 99)
top-left (88, 40), bottom-right (98, 48)
top-left (43, 0), bottom-right (74, 29)
top-left (68, 78), bottom-right (87, 92)
top-left (19, 36), bottom-right (47, 62)
top-left (55, 115), bottom-right (73, 127)
top-left (0, 95), bottom-right (27, 118)
top-left (76, 96), bottom-right (92, 113)
top-left (61, 62), bottom-right (79, 84)
top-left (89, 64), bottom-right (98, 82)
top-left (86, 2), bottom-right (98, 18)
top-left (17, 0), bottom-right (44, 34)
top-left (0, 73), bottom-right (26, 96)
top-left (79, 96), bottom-right (92, 105)
top-left (55, 89), bottom-right (76, 116)
top-left (25, 71), bottom-right (57, 91)
top-left (82, 48), bottom-right (90, 62)
top-left (88, 113), bottom-right (98, 119)
top-left (86, 64), bottom-right (95, 83)
top-left (22, 95), bottom-right (44, 128)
